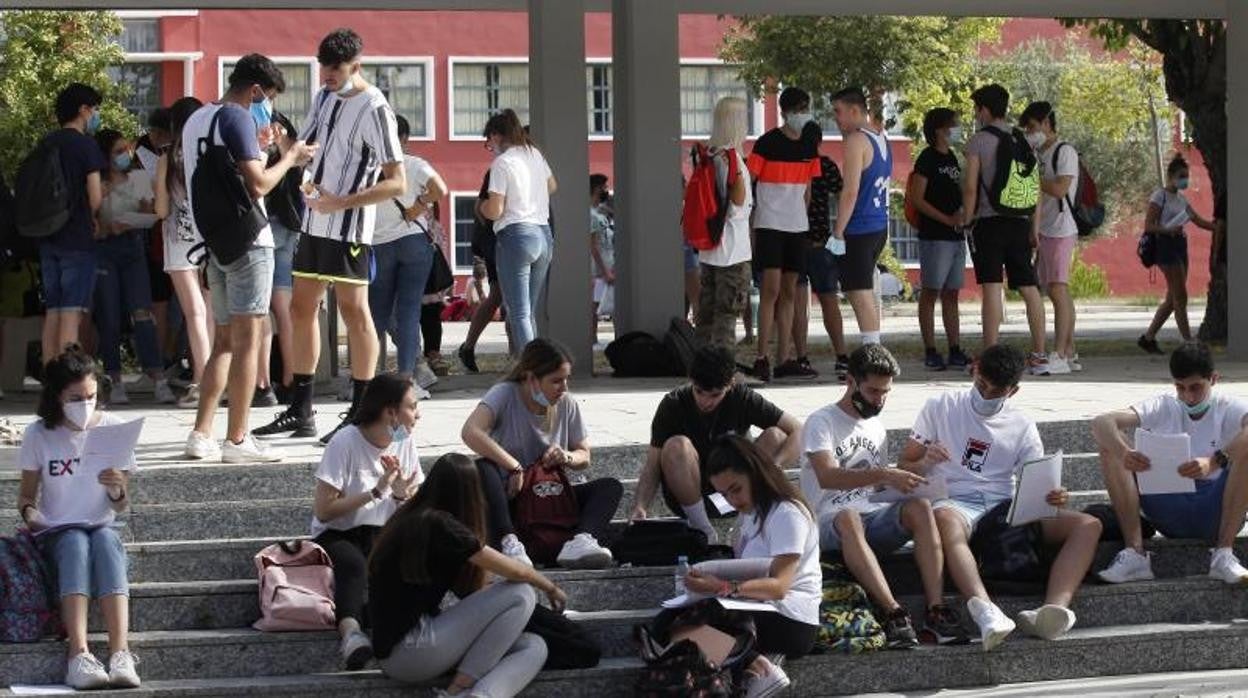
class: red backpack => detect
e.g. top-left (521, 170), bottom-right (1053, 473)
top-left (681, 144), bottom-right (738, 251)
top-left (1051, 142), bottom-right (1106, 237)
top-left (514, 463), bottom-right (580, 565)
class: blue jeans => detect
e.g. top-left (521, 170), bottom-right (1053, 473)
top-left (40, 526), bottom-right (128, 599)
top-left (495, 223), bottom-right (552, 353)
top-left (40, 244), bottom-right (97, 312)
top-left (271, 221), bottom-right (300, 292)
top-left (94, 232), bottom-right (163, 373)
top-left (370, 233), bottom-right (435, 375)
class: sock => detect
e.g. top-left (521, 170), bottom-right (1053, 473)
top-left (291, 373), bottom-right (315, 418)
top-left (350, 378), bottom-right (371, 416)
top-left (681, 501), bottom-right (717, 543)
top-left (861, 331), bottom-right (881, 345)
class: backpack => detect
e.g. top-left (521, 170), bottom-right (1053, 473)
top-left (807, 155), bottom-right (843, 245)
top-left (252, 540), bottom-right (336, 632)
top-left (190, 108), bottom-right (269, 266)
top-left (605, 331), bottom-right (681, 377)
top-left (637, 598), bottom-right (757, 698)
top-left (611, 519), bottom-right (732, 567)
top-left (812, 561), bottom-right (886, 654)
top-left (635, 638), bottom-right (736, 698)
top-left (513, 463), bottom-right (580, 565)
top-left (902, 171), bottom-right (922, 228)
top-left (1137, 231), bottom-right (1158, 269)
top-left (982, 125), bottom-right (1040, 217)
top-left (13, 136), bottom-right (71, 239)
top-left (0, 529), bottom-right (64, 642)
top-left (664, 317), bottom-right (701, 376)
top-left (1051, 142), bottom-right (1105, 237)
top-left (682, 145), bottom-right (738, 251)
top-left (526, 604), bottom-right (602, 670)
top-left (969, 500), bottom-right (1050, 583)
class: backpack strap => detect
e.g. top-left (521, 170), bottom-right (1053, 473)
top-left (1051, 142), bottom-right (1078, 214)
top-left (197, 108), bottom-right (225, 157)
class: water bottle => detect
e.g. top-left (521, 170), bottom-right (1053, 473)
top-left (826, 235), bottom-right (847, 256)
top-left (674, 556), bottom-right (690, 596)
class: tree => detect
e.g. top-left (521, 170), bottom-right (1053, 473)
top-left (0, 10), bottom-right (137, 181)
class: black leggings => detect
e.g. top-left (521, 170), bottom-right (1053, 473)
top-left (475, 459), bottom-right (623, 547)
top-left (313, 525), bottom-right (382, 624)
top-left (421, 302), bottom-right (444, 355)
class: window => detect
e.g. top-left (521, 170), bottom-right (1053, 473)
top-left (888, 218), bottom-right (922, 266)
top-left (109, 63), bottom-right (164, 124)
top-left (587, 64), bottom-right (612, 136)
top-left (453, 62), bottom-right (529, 137)
top-left (680, 64), bottom-right (755, 137)
top-left (818, 92), bottom-right (907, 139)
top-left (362, 62), bottom-right (429, 138)
top-left (222, 61), bottom-right (313, 133)
top-left (118, 19), bottom-right (160, 53)
top-left (452, 194), bottom-right (479, 271)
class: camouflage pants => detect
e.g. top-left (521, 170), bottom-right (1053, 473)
top-left (694, 261), bottom-right (751, 348)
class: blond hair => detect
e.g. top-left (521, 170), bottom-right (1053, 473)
top-left (709, 96), bottom-right (748, 150)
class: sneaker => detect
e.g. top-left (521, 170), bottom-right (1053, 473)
top-left (751, 357), bottom-right (772, 383)
top-left (252, 386), bottom-right (279, 407)
top-left (1209, 547), bottom-right (1248, 585)
top-left (744, 659), bottom-right (790, 698)
top-left (500, 533), bottom-right (533, 567)
top-left (966, 596), bottom-right (1014, 651)
top-left (797, 356), bottom-right (818, 375)
top-left (457, 343), bottom-right (480, 374)
top-left (1068, 353), bottom-right (1083, 372)
top-left (1045, 353), bottom-right (1072, 375)
top-left (834, 354), bottom-right (850, 381)
top-left (1138, 335), bottom-right (1164, 355)
top-left (415, 361), bottom-right (439, 390)
top-left (254, 409), bottom-right (318, 438)
top-left (184, 431), bottom-right (221, 460)
top-left (318, 412), bottom-right (354, 447)
top-left (222, 434), bottom-right (282, 464)
top-left (920, 604), bottom-right (971, 645)
top-left (882, 607), bottom-right (919, 649)
top-left (556, 532), bottom-right (614, 569)
top-left (415, 385), bottom-right (432, 401)
top-left (947, 346), bottom-right (971, 369)
top-left (1026, 352), bottom-right (1051, 376)
top-left (428, 355), bottom-right (452, 377)
top-left (129, 374), bottom-right (156, 394)
top-left (107, 649), bottom-right (141, 688)
top-left (154, 380), bottom-right (176, 405)
top-left (340, 630), bottom-right (374, 670)
top-left (66, 652), bottom-right (110, 690)
top-left (110, 380), bottom-right (131, 405)
top-left (1097, 547), bottom-right (1154, 584)
top-left (773, 359), bottom-right (817, 379)
top-left (924, 348), bottom-right (947, 371)
top-left (1016, 604), bottom-right (1076, 641)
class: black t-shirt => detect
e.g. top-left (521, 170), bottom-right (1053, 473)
top-left (913, 146), bottom-right (963, 242)
top-left (368, 509), bottom-right (483, 659)
top-left (650, 384), bottom-right (785, 487)
top-left (45, 128), bottom-right (106, 251)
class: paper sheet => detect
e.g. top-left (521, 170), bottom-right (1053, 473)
top-left (81, 418), bottom-right (144, 474)
top-left (869, 472), bottom-right (949, 503)
top-left (8, 686), bottom-right (75, 695)
top-left (1134, 429), bottom-right (1196, 495)
top-left (660, 593), bottom-right (776, 614)
top-left (707, 492), bottom-right (736, 515)
top-left (1007, 452), bottom-right (1062, 526)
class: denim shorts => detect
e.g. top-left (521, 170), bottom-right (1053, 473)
top-left (40, 245), bottom-right (97, 312)
top-left (1140, 467), bottom-right (1227, 541)
top-left (40, 526), bottom-right (129, 599)
top-left (918, 239), bottom-right (967, 291)
top-left (819, 502), bottom-right (911, 553)
top-left (934, 492), bottom-right (1011, 533)
top-left (207, 245), bottom-right (274, 323)
top-left (271, 221), bottom-right (300, 292)
top-left (804, 246), bottom-right (841, 296)
top-left (683, 243), bottom-right (699, 272)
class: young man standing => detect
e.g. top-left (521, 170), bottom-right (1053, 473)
top-left (1094, 342), bottom-right (1248, 585)
top-left (830, 88), bottom-right (892, 348)
top-left (1020, 101), bottom-right (1080, 375)
top-left (182, 55), bottom-right (317, 462)
top-left (803, 153), bottom-right (850, 379)
top-left (746, 87), bottom-right (821, 381)
top-left (254, 28), bottom-right (406, 445)
top-left (631, 345), bottom-right (802, 541)
top-left (801, 344), bottom-right (969, 648)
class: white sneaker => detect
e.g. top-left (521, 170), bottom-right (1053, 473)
top-left (1026, 352), bottom-right (1051, 376)
top-left (415, 385), bottom-right (432, 401)
top-left (1016, 604), bottom-right (1076, 640)
top-left (1098, 547), bottom-right (1154, 584)
top-left (1068, 354), bottom-right (1083, 372)
top-left (556, 532), bottom-right (614, 569)
top-left (177, 384), bottom-right (201, 409)
top-left (65, 651), bottom-right (109, 690)
top-left (222, 434), bottom-right (282, 464)
top-left (415, 361), bottom-right (439, 390)
top-left (107, 649), bottom-right (141, 688)
top-left (184, 431), bottom-right (221, 460)
top-left (745, 658), bottom-right (791, 698)
top-left (154, 379), bottom-right (176, 404)
top-left (1045, 353), bottom-right (1072, 375)
top-left (110, 381), bottom-right (130, 405)
top-left (1209, 547), bottom-right (1248, 585)
top-left (500, 533), bottom-right (533, 567)
top-left (340, 629), bottom-right (373, 670)
top-left (967, 596), bottom-right (1014, 651)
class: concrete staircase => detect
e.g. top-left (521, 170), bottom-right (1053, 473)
top-left (4, 418), bottom-right (1248, 696)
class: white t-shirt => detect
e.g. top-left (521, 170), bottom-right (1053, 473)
top-left (181, 103), bottom-right (273, 248)
top-left (734, 500), bottom-right (821, 625)
top-left (372, 155), bottom-right (438, 247)
top-left (310, 424), bottom-right (424, 538)
top-left (1150, 188), bottom-right (1192, 231)
top-left (1037, 140), bottom-right (1079, 238)
top-left (798, 403), bottom-right (888, 519)
top-left (299, 86), bottom-right (405, 245)
top-left (1132, 392), bottom-right (1248, 460)
top-left (488, 145), bottom-right (552, 232)
top-left (699, 148), bottom-right (754, 268)
top-left (19, 412), bottom-right (136, 530)
top-left (909, 390), bottom-right (1044, 499)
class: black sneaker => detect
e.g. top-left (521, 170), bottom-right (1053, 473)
top-left (947, 346), bottom-right (970, 369)
top-left (924, 348), bottom-right (947, 371)
top-left (774, 359), bottom-right (817, 379)
top-left (882, 607), bottom-right (919, 649)
top-left (457, 343), bottom-right (480, 373)
top-left (751, 357), bottom-right (772, 383)
top-left (318, 411), bottom-right (353, 447)
top-left (252, 386), bottom-right (278, 408)
top-left (253, 409), bottom-right (317, 438)
top-left (1138, 335), bottom-right (1164, 355)
top-left (834, 354), bottom-right (850, 381)
top-left (797, 356), bottom-right (819, 375)
top-left (920, 604), bottom-right (971, 646)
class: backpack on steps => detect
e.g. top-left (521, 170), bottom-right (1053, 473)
top-left (605, 331), bottom-right (681, 377)
top-left (664, 317), bottom-right (701, 376)
top-left (513, 463), bottom-right (580, 565)
top-left (813, 561), bottom-right (886, 654)
top-left (252, 540), bottom-right (336, 632)
top-left (0, 529), bottom-right (64, 642)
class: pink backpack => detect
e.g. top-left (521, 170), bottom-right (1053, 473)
top-left (252, 541), bottom-right (336, 632)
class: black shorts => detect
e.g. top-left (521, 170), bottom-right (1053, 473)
top-left (1156, 233), bottom-right (1189, 267)
top-left (841, 230), bottom-right (887, 291)
top-left (970, 217), bottom-right (1038, 289)
top-left (292, 235), bottom-right (372, 285)
top-left (754, 228), bottom-right (808, 273)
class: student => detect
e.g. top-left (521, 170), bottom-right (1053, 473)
top-left (39, 83), bottom-right (107, 365)
top-left (632, 345), bottom-right (802, 542)
top-left (16, 348), bottom-right (139, 689)
top-left (181, 54), bottom-right (317, 463)
top-left (898, 344), bottom-right (1102, 647)
top-left (909, 107), bottom-right (969, 371)
top-left (589, 173), bottom-right (615, 344)
top-left (803, 153), bottom-right (850, 379)
top-left (311, 374), bottom-right (423, 669)
top-left (369, 452), bottom-right (563, 697)
top-left (747, 86), bottom-right (821, 381)
top-left (801, 344), bottom-right (969, 648)
top-left (1020, 101), bottom-right (1080, 374)
top-left (255, 28), bottom-right (407, 445)
top-left (830, 87), bottom-right (892, 348)
top-left (461, 338), bottom-right (621, 568)
top-left (1137, 155), bottom-right (1216, 354)
top-left (457, 168), bottom-right (507, 373)
top-left (1094, 342), bottom-right (1248, 584)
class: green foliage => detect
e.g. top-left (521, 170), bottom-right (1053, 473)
top-left (0, 11), bottom-right (137, 181)
top-left (877, 239), bottom-right (911, 299)
top-left (1067, 248), bottom-right (1110, 298)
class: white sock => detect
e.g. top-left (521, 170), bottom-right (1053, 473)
top-left (681, 501), bottom-right (717, 542)
top-left (861, 331), bottom-right (881, 345)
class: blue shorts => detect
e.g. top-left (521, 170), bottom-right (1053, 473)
top-left (207, 246), bottom-right (274, 323)
top-left (819, 502), bottom-right (911, 553)
top-left (934, 492), bottom-right (1011, 532)
top-left (683, 243), bottom-right (699, 272)
top-left (40, 245), bottom-right (97, 312)
top-left (40, 525), bottom-right (128, 599)
top-left (271, 221), bottom-right (299, 292)
top-left (1140, 467), bottom-right (1227, 541)
top-left (804, 246), bottom-right (841, 295)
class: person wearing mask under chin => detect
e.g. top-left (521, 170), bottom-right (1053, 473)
top-left (16, 347), bottom-right (140, 690)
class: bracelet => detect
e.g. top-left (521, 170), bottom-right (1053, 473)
top-left (107, 490), bottom-right (126, 503)
top-left (370, 487), bottom-right (382, 500)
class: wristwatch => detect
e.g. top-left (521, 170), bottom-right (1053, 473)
top-left (370, 487), bottom-right (383, 500)
top-left (1214, 449), bottom-right (1230, 470)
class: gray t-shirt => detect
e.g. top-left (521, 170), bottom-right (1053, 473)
top-left (966, 119), bottom-right (1023, 220)
top-left (481, 382), bottom-right (587, 468)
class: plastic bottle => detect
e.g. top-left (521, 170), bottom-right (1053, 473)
top-left (674, 555), bottom-right (690, 596)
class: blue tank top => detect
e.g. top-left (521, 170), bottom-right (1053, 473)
top-left (845, 128), bottom-right (892, 235)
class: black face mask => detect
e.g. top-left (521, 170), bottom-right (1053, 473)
top-left (851, 390), bottom-right (882, 419)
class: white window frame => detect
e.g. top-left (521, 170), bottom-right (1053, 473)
top-left (122, 52), bottom-right (202, 102)
top-left (787, 93), bottom-right (911, 143)
top-left (360, 56), bottom-right (437, 142)
top-left (449, 191), bottom-right (482, 274)
top-left (114, 10), bottom-right (199, 18)
top-left (447, 56), bottom-right (530, 141)
top-left (218, 54), bottom-right (318, 109)
top-left (679, 58), bottom-right (766, 140)
top-left (586, 58), bottom-right (613, 142)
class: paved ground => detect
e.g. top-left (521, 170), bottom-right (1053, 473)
top-left (861, 666), bottom-right (1248, 697)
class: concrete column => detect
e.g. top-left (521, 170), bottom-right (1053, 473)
top-left (1228, 3), bottom-right (1247, 359)
top-left (611, 0), bottom-right (684, 337)
top-left (529, 0), bottom-right (594, 373)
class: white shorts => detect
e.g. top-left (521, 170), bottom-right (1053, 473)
top-left (593, 277), bottom-right (612, 303)
top-left (163, 217), bottom-right (202, 273)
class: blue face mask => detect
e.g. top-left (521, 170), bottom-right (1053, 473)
top-left (112, 151), bottom-right (132, 171)
top-left (390, 422), bottom-right (410, 443)
top-left (1176, 177), bottom-right (1191, 191)
top-left (250, 96), bottom-right (273, 130)
top-left (970, 385), bottom-right (1006, 417)
top-left (531, 385), bottom-right (551, 409)
top-left (86, 111), bottom-right (101, 135)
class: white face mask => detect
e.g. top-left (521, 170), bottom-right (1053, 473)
top-left (1025, 131), bottom-right (1047, 151)
top-left (784, 112), bottom-right (812, 132)
top-left (947, 127), bottom-right (964, 146)
top-left (63, 398), bottom-right (96, 430)
top-left (336, 68), bottom-right (358, 97)
top-left (969, 385), bottom-right (1006, 418)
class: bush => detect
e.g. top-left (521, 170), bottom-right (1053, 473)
top-left (1068, 249), bottom-right (1110, 298)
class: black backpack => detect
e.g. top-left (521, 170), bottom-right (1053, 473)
top-left (190, 108), bottom-right (268, 265)
top-left (664, 317), bottom-right (701, 376)
top-left (611, 519), bottom-right (731, 566)
top-left (0, 171), bottom-right (37, 264)
top-left (525, 604), bottom-right (601, 670)
top-left (13, 137), bottom-right (71, 239)
top-left (605, 331), bottom-right (681, 377)
top-left (969, 500), bottom-right (1050, 583)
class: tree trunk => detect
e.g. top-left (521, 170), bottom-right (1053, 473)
top-left (1185, 98), bottom-right (1227, 343)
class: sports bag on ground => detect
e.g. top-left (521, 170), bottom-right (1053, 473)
top-left (812, 561), bottom-right (885, 654)
top-left (252, 540), bottom-right (336, 631)
top-left (0, 529), bottom-right (64, 642)
top-left (664, 317), bottom-right (701, 376)
top-left (1051, 142), bottom-right (1105, 236)
top-left (13, 136), bottom-right (71, 239)
top-left (513, 463), bottom-right (580, 565)
top-left (982, 125), bottom-right (1040, 217)
top-left (191, 108), bottom-right (269, 266)
top-left (682, 144), bottom-right (738, 251)
top-left (605, 331), bottom-right (681, 377)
